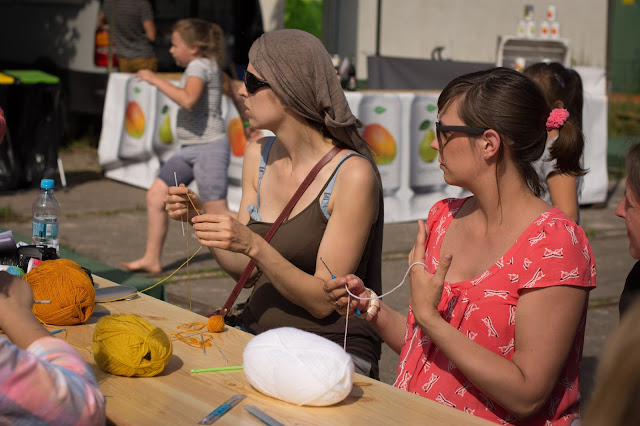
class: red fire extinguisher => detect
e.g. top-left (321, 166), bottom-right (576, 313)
top-left (94, 28), bottom-right (118, 68)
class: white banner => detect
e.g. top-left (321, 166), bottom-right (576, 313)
top-left (98, 72), bottom-right (608, 223)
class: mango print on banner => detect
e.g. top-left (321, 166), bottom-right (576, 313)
top-left (125, 100), bottom-right (145, 138)
top-left (227, 117), bottom-right (248, 157)
top-left (410, 94), bottom-right (449, 194)
top-left (119, 78), bottom-right (153, 161)
top-left (359, 94), bottom-right (401, 196)
top-left (225, 116), bottom-right (247, 187)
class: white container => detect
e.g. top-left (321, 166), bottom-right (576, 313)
top-left (547, 5), bottom-right (557, 21)
top-left (514, 57), bottom-right (527, 72)
top-left (409, 94), bottom-right (446, 194)
top-left (551, 21), bottom-right (560, 39)
top-left (525, 20), bottom-right (536, 38)
top-left (516, 19), bottom-right (526, 37)
top-left (359, 94), bottom-right (401, 196)
top-left (540, 21), bottom-right (550, 39)
top-left (524, 4), bottom-right (535, 21)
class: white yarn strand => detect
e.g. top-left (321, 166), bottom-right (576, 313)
top-left (343, 262), bottom-right (427, 346)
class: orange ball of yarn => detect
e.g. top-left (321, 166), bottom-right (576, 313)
top-left (24, 259), bottom-right (95, 325)
top-left (207, 315), bottom-right (225, 333)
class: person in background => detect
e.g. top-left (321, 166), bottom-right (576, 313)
top-left (582, 297), bottom-right (640, 426)
top-left (326, 67), bottom-right (596, 423)
top-left (616, 142), bottom-right (640, 318)
top-left (523, 62), bottom-right (588, 223)
top-left (123, 18), bottom-right (247, 274)
top-left (164, 29), bottom-right (384, 378)
top-left (97, 0), bottom-right (158, 73)
top-left (0, 272), bottom-right (106, 424)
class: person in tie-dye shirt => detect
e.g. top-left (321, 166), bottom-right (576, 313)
top-left (327, 68), bottom-right (596, 425)
top-left (0, 272), bottom-right (105, 424)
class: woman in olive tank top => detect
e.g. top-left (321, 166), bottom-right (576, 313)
top-left (165, 29), bottom-right (384, 378)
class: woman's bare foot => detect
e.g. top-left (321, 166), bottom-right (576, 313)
top-left (121, 259), bottom-right (162, 275)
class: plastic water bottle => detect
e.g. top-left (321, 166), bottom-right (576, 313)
top-left (32, 178), bottom-right (60, 252)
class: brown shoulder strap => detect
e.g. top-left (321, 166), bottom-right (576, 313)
top-left (211, 145), bottom-right (343, 318)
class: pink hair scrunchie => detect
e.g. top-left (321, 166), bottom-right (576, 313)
top-left (546, 108), bottom-right (570, 131)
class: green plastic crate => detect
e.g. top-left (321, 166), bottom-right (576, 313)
top-left (2, 70), bottom-right (59, 85)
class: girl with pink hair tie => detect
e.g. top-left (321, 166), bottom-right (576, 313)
top-left (523, 62), bottom-right (588, 223)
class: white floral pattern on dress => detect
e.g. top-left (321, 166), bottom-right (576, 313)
top-left (395, 198), bottom-right (596, 425)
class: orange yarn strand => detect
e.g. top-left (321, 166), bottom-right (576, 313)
top-left (168, 322), bottom-right (219, 349)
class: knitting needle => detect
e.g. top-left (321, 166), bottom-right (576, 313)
top-left (174, 172), bottom-right (185, 236)
top-left (34, 300), bottom-right (50, 304)
top-left (200, 332), bottom-right (206, 356)
top-left (320, 257), bottom-right (361, 316)
top-left (210, 339), bottom-right (228, 363)
top-left (191, 365), bottom-right (243, 374)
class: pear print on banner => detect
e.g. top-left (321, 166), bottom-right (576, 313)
top-left (152, 87), bottom-right (179, 163)
top-left (410, 93), bottom-right (447, 194)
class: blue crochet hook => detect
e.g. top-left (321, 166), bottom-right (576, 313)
top-left (320, 257), bottom-right (361, 316)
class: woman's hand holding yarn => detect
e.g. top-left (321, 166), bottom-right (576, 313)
top-left (324, 274), bottom-right (369, 316)
top-left (409, 220), bottom-right (453, 327)
top-left (191, 214), bottom-right (256, 256)
top-left (165, 184), bottom-right (202, 223)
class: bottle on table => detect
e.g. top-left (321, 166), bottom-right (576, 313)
top-left (32, 178), bottom-right (60, 253)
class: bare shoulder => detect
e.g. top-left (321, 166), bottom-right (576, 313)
top-left (241, 136), bottom-right (273, 187)
top-left (243, 136), bottom-right (271, 166)
top-left (334, 152), bottom-right (377, 189)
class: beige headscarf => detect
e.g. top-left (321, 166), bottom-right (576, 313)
top-left (248, 29), bottom-right (374, 164)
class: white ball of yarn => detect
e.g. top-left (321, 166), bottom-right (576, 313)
top-left (243, 327), bottom-right (354, 406)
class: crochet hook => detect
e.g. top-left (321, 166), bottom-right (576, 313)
top-left (191, 366), bottom-right (243, 373)
top-left (320, 257), bottom-right (361, 315)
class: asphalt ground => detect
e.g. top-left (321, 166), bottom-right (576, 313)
top-left (0, 148), bottom-right (633, 409)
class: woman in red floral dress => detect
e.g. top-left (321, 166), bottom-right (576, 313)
top-left (326, 67), bottom-right (596, 425)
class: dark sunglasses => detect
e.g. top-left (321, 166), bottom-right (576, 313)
top-left (435, 121), bottom-right (489, 145)
top-left (244, 70), bottom-right (270, 94)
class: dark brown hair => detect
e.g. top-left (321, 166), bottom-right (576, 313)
top-left (438, 67), bottom-right (548, 196)
top-left (627, 142), bottom-right (640, 197)
top-left (522, 62), bottom-right (587, 177)
top-left (173, 18), bottom-right (225, 68)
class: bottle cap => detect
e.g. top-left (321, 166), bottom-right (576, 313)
top-left (41, 179), bottom-right (54, 189)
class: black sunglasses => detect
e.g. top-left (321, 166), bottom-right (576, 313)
top-left (244, 70), bottom-right (270, 94)
top-left (435, 122), bottom-right (489, 145)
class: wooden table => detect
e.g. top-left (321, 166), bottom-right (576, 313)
top-left (66, 276), bottom-right (491, 425)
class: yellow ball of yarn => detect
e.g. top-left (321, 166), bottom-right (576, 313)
top-left (93, 314), bottom-right (173, 377)
top-left (207, 315), bottom-right (225, 333)
top-left (24, 259), bottom-right (95, 325)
